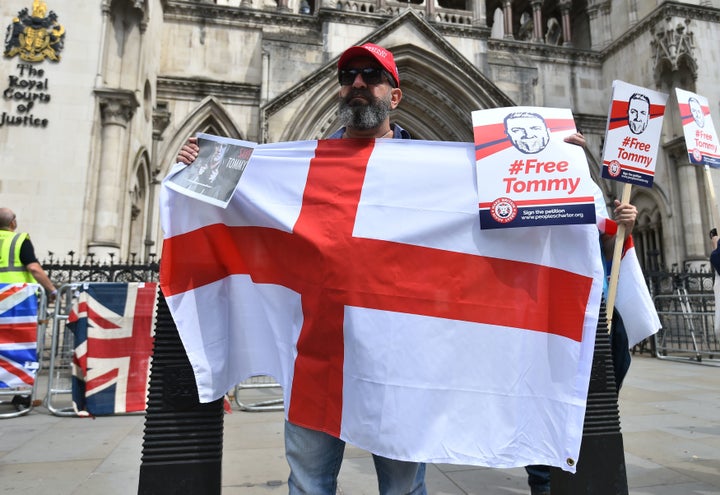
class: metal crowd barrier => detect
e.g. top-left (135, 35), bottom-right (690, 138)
top-left (45, 283), bottom-right (83, 416)
top-left (653, 291), bottom-right (720, 365)
top-left (0, 283), bottom-right (48, 419)
top-left (234, 375), bottom-right (283, 412)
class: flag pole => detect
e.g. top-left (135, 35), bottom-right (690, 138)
top-left (605, 182), bottom-right (632, 333)
top-left (705, 165), bottom-right (720, 232)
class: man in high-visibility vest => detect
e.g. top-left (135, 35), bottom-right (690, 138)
top-left (0, 207), bottom-right (56, 298)
top-left (1, 207), bottom-right (57, 410)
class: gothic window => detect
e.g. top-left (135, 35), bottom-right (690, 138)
top-left (299, 0), bottom-right (313, 13)
top-left (634, 209), bottom-right (665, 273)
top-left (485, 0), bottom-right (504, 31)
top-left (128, 156), bottom-right (150, 261)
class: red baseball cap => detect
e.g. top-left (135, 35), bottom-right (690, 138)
top-left (337, 43), bottom-right (400, 88)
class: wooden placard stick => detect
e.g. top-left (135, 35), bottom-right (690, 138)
top-left (605, 182), bottom-right (632, 333)
top-left (705, 165), bottom-right (720, 235)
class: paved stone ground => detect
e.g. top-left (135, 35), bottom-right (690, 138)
top-left (1, 354), bottom-right (718, 494)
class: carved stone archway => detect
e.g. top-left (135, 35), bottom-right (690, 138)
top-left (263, 10), bottom-right (515, 143)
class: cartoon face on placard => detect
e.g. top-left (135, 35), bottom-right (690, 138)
top-left (472, 106), bottom-right (597, 229)
top-left (600, 81), bottom-right (668, 187)
top-left (676, 88), bottom-right (720, 168)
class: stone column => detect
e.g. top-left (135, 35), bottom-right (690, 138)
top-left (471, 0), bottom-right (486, 27)
top-left (95, 0), bottom-right (111, 87)
top-left (652, 229), bottom-right (663, 269)
top-left (600, 2), bottom-right (612, 48)
top-left (276, 0), bottom-right (291, 13)
top-left (426, 0), bottom-right (435, 21)
top-left (678, 163), bottom-right (706, 265)
top-left (586, 3), bottom-right (602, 51)
top-left (668, 140), bottom-right (705, 267)
top-left (145, 103), bottom-right (171, 261)
top-left (376, 0), bottom-right (387, 14)
top-left (531, 0), bottom-right (543, 43)
top-left (261, 50), bottom-right (271, 104)
top-left (503, 0), bottom-right (514, 39)
top-left (559, 0), bottom-right (572, 46)
top-left (89, 89), bottom-right (138, 259)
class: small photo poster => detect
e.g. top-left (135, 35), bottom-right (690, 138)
top-left (601, 80), bottom-right (668, 187)
top-left (675, 88), bottom-right (720, 168)
top-left (472, 107), bottom-right (597, 229)
top-left (166, 133), bottom-right (257, 208)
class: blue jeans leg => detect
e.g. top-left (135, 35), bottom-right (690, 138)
top-left (285, 420), bottom-right (345, 495)
top-left (525, 464), bottom-right (550, 491)
top-left (373, 456), bottom-right (427, 495)
top-left (285, 420), bottom-right (428, 495)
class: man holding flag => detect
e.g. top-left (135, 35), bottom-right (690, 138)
top-left (170, 44), bottom-right (649, 495)
top-left (177, 42), bottom-right (425, 495)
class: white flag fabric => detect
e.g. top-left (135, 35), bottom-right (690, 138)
top-left (160, 139), bottom-right (610, 471)
top-left (616, 244), bottom-right (661, 346)
top-left (597, 217), bottom-right (661, 346)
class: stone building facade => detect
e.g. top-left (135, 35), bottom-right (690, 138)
top-left (1, 0), bottom-right (719, 274)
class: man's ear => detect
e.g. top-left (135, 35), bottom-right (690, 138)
top-left (390, 88), bottom-right (402, 109)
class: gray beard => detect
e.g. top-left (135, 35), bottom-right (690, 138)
top-left (338, 92), bottom-right (391, 131)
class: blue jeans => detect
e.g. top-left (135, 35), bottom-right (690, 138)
top-left (285, 420), bottom-right (427, 494)
top-left (525, 464), bottom-right (550, 491)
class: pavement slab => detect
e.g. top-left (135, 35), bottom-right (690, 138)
top-left (0, 355), bottom-right (718, 494)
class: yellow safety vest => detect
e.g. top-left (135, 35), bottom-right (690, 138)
top-left (0, 230), bottom-right (37, 284)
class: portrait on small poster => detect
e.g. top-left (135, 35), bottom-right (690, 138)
top-left (601, 80), bottom-right (668, 187)
top-left (166, 133), bottom-right (256, 208)
top-left (472, 107), bottom-right (597, 229)
top-left (675, 88), bottom-right (720, 168)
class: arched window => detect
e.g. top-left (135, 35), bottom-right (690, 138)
top-left (128, 154), bottom-right (151, 261)
top-left (634, 209), bottom-right (665, 273)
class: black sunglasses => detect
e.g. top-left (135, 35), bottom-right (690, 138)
top-left (338, 67), bottom-right (395, 87)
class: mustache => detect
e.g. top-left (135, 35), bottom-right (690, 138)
top-left (344, 88), bottom-right (374, 104)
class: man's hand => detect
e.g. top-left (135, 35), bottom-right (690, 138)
top-left (564, 132), bottom-right (586, 148)
top-left (177, 136), bottom-right (199, 165)
top-left (600, 199), bottom-right (637, 261)
top-left (613, 199), bottom-right (637, 238)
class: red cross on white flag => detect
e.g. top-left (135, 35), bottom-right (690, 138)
top-left (160, 138), bottom-right (607, 471)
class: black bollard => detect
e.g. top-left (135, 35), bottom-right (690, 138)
top-left (138, 289), bottom-right (224, 495)
top-left (550, 301), bottom-right (629, 494)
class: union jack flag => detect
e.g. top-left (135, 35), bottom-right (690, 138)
top-left (68, 282), bottom-right (158, 415)
top-left (0, 283), bottom-right (39, 390)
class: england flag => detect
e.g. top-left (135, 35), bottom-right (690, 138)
top-left (159, 138), bottom-right (655, 471)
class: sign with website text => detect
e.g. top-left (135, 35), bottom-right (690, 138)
top-left (472, 107), bottom-right (596, 229)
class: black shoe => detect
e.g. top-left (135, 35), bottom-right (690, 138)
top-left (530, 488), bottom-right (550, 495)
top-left (11, 395), bottom-right (31, 411)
